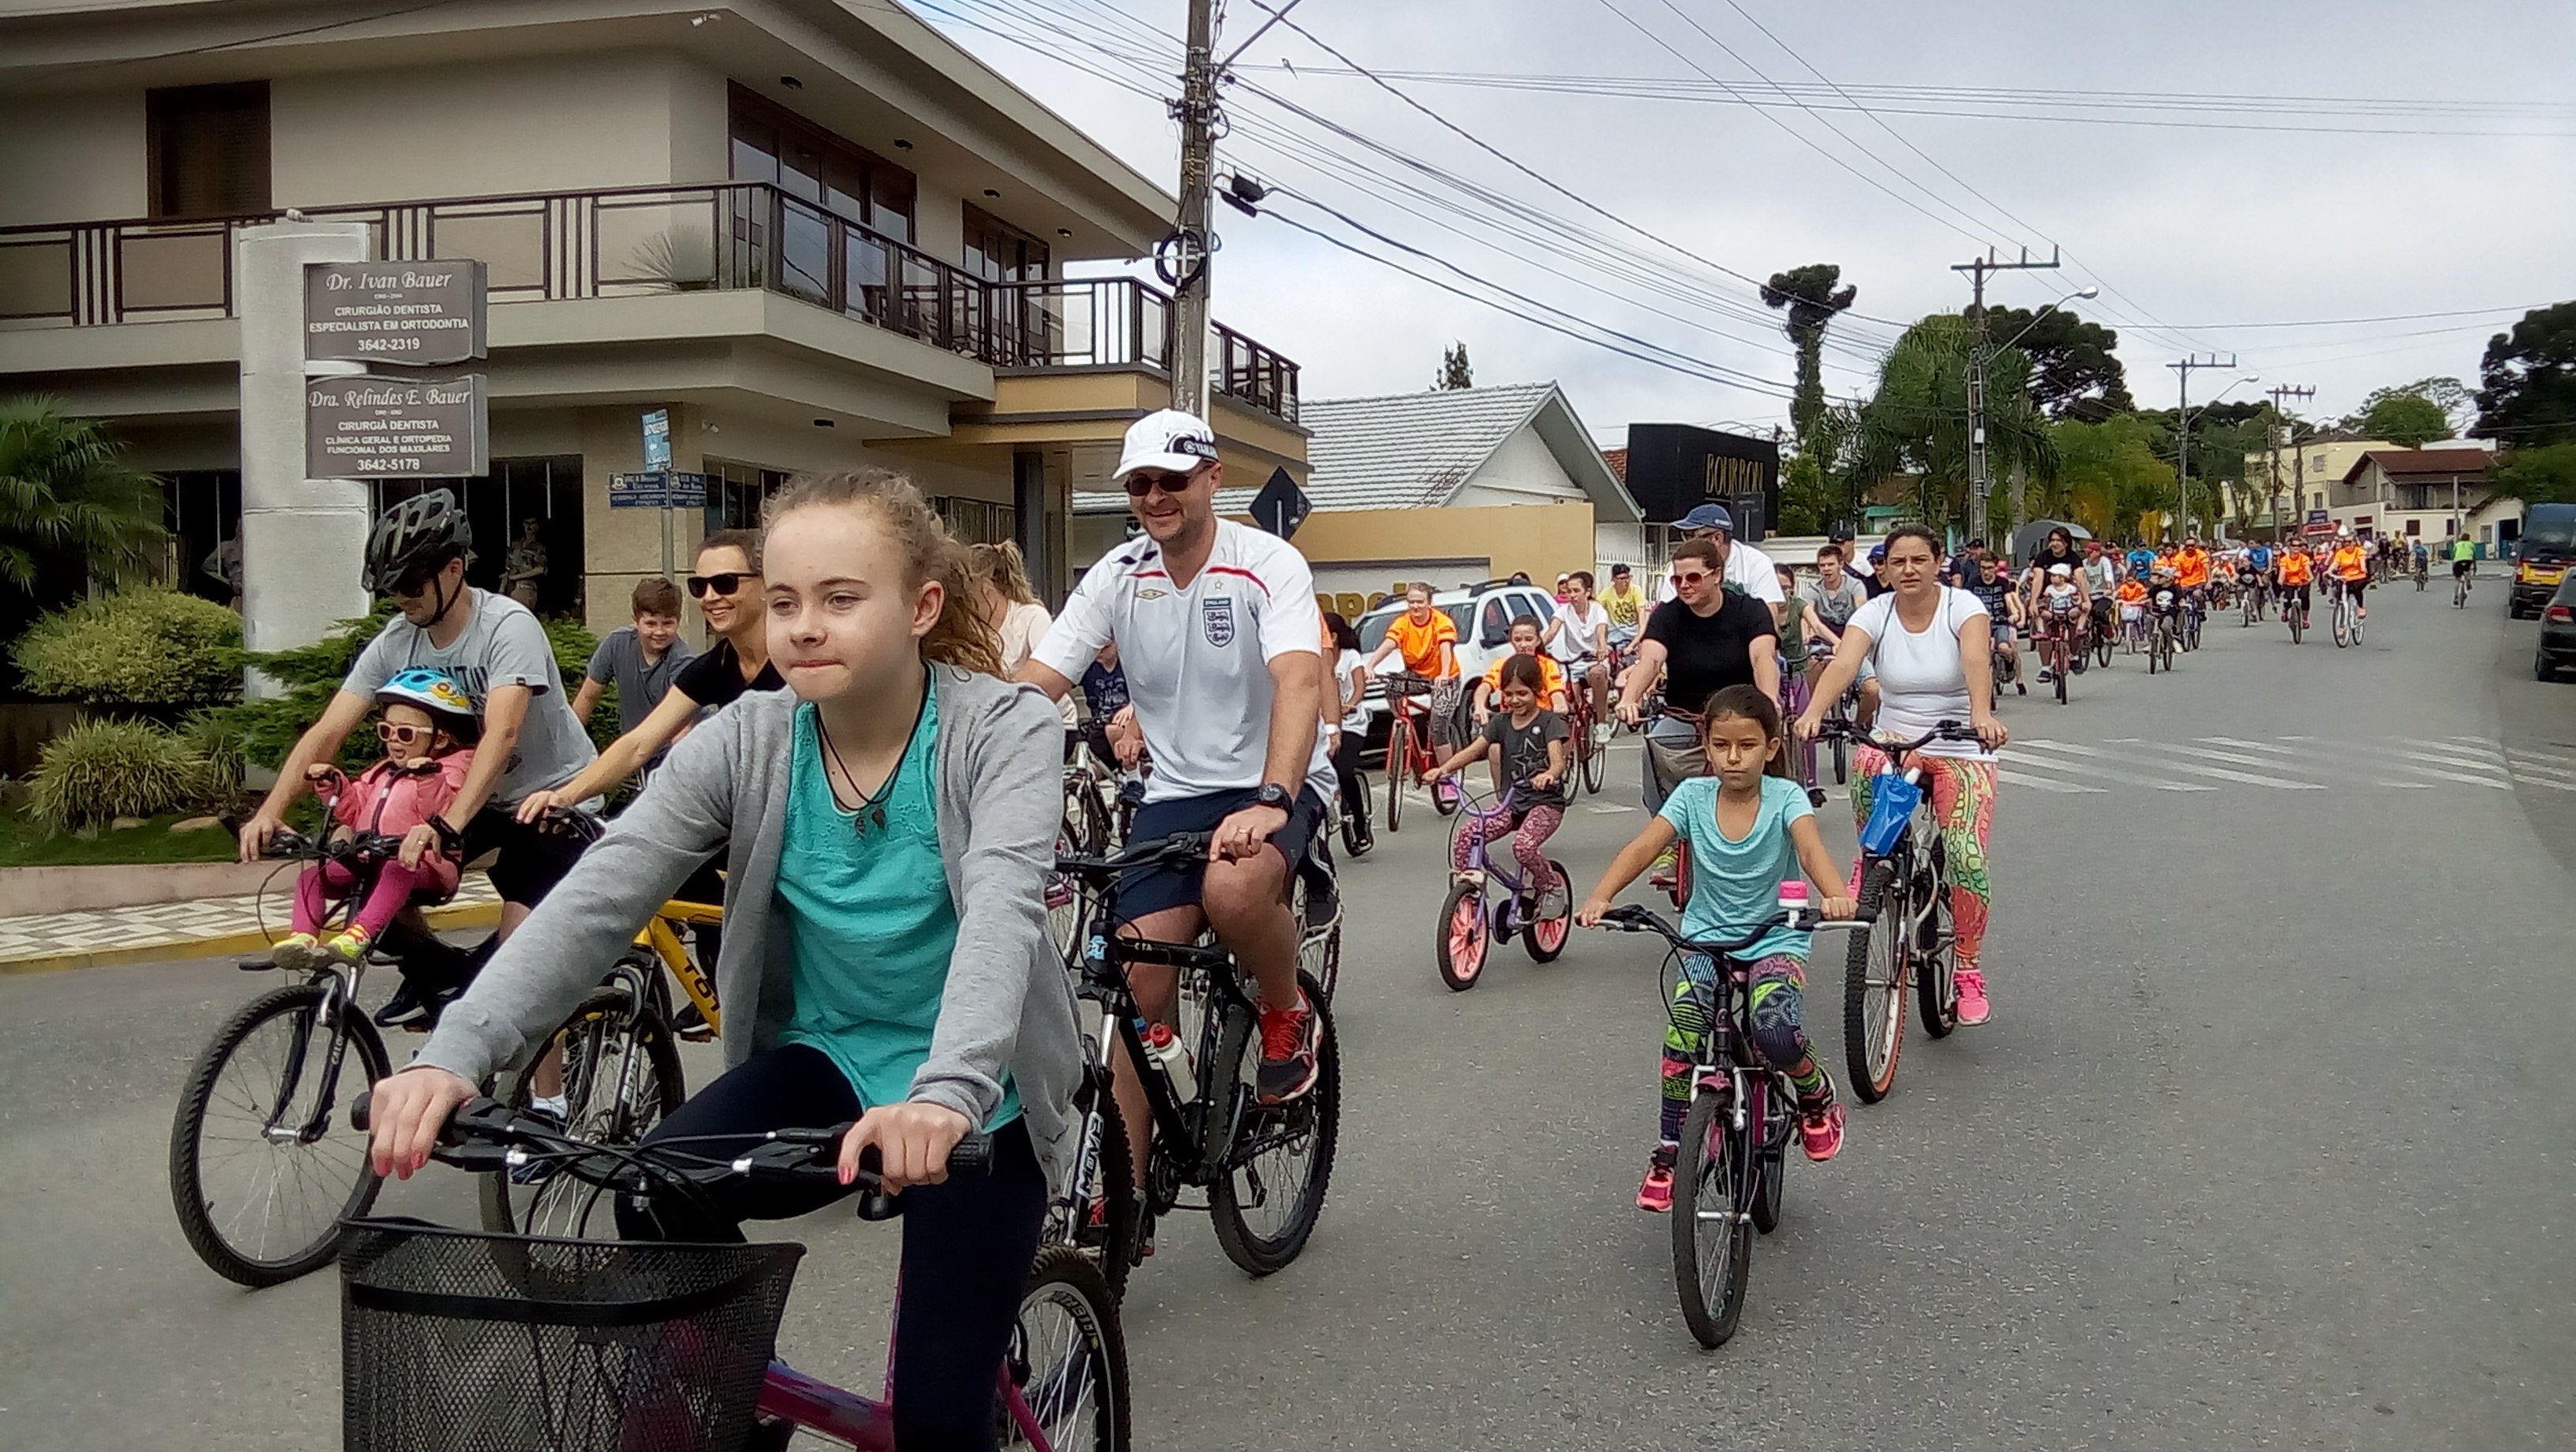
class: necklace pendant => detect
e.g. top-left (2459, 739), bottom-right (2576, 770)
top-left (870, 804), bottom-right (889, 833)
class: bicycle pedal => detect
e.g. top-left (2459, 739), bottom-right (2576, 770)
top-left (677, 1025), bottom-right (715, 1043)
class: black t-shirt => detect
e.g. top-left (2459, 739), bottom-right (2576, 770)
top-left (672, 638), bottom-right (784, 709)
top-left (1642, 589), bottom-right (1779, 717)
top-left (1965, 575), bottom-right (2015, 621)
top-left (1480, 708), bottom-right (1571, 810)
top-left (2031, 546), bottom-right (2082, 583)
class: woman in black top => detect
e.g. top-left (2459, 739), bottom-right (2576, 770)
top-left (1614, 537), bottom-right (1780, 810)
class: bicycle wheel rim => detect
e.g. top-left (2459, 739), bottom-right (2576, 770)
top-left (173, 986), bottom-right (385, 1282)
top-left (1439, 886), bottom-right (1487, 990)
top-left (1671, 1090), bottom-right (1748, 1348)
top-left (1007, 1248), bottom-right (1127, 1451)
top-left (492, 1000), bottom-right (680, 1239)
top-left (1209, 972), bottom-right (1339, 1273)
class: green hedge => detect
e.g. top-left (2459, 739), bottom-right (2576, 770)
top-left (27, 717), bottom-right (210, 829)
top-left (10, 588), bottom-right (243, 705)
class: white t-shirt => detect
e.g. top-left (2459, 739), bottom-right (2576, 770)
top-left (1847, 588), bottom-right (1994, 761)
top-left (1655, 538), bottom-right (1786, 607)
top-left (1033, 519), bottom-right (1333, 804)
top-left (1334, 648), bottom-right (1370, 733)
top-left (1546, 599), bottom-right (1610, 662)
top-left (995, 599), bottom-right (1076, 726)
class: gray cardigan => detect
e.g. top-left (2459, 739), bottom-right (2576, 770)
top-left (416, 666), bottom-right (1084, 1186)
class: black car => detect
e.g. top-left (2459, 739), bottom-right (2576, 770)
top-left (2537, 572), bottom-right (2576, 683)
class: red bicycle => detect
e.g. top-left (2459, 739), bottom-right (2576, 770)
top-left (1559, 657), bottom-right (1609, 796)
top-left (1380, 673), bottom-right (1461, 833)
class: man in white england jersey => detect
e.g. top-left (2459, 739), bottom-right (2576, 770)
top-left (1024, 410), bottom-right (1331, 1115)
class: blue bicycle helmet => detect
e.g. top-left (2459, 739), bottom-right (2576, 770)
top-left (375, 668), bottom-right (480, 744)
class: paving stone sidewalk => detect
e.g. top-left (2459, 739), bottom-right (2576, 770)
top-left (0, 873), bottom-right (502, 974)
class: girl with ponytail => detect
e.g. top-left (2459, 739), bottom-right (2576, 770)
top-left (369, 467), bottom-right (1082, 1450)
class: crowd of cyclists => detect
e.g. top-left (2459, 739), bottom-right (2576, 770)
top-left (213, 398), bottom-right (2496, 1439)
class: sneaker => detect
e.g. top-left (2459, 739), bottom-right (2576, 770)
top-left (1647, 845), bottom-right (1678, 890)
top-left (271, 932), bottom-right (324, 971)
top-left (2035, 667), bottom-right (2054, 683)
top-left (1954, 967), bottom-right (1991, 1026)
top-left (323, 925), bottom-right (373, 965)
top-left (373, 979), bottom-right (430, 1029)
top-left (1255, 994), bottom-right (1320, 1105)
top-left (1451, 867), bottom-right (1486, 889)
top-left (1797, 1093), bottom-right (1846, 1162)
top-left (1636, 1143), bottom-right (1677, 1212)
top-left (1535, 882), bottom-right (1570, 919)
top-left (672, 997), bottom-right (713, 1042)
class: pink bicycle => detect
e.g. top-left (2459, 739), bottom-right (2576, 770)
top-left (343, 1095), bottom-right (1129, 1451)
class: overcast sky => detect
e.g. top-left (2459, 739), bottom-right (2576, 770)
top-left (919, 0), bottom-right (2576, 445)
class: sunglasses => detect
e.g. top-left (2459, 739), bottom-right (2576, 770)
top-left (687, 572), bottom-right (755, 598)
top-left (1669, 571), bottom-right (1711, 587)
top-left (1123, 470), bottom-right (1198, 498)
top-left (377, 721), bottom-right (438, 745)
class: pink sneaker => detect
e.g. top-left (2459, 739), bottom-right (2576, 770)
top-left (1636, 1143), bottom-right (1676, 1212)
top-left (1955, 967), bottom-right (1991, 1026)
top-left (1798, 1098), bottom-right (1845, 1162)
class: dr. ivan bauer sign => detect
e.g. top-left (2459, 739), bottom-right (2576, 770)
top-left (305, 260), bottom-right (487, 365)
top-left (306, 376), bottom-right (489, 478)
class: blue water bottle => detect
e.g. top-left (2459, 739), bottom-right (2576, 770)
top-left (1858, 769), bottom-right (1922, 856)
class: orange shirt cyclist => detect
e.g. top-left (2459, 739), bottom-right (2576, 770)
top-left (2328, 534), bottom-right (2371, 619)
top-left (2273, 541), bottom-right (2313, 620)
top-left (1363, 582), bottom-right (1467, 774)
top-left (2174, 541), bottom-right (2212, 589)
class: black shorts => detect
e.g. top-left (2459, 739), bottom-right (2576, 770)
top-left (459, 804), bottom-right (593, 908)
top-left (2452, 558), bottom-right (2473, 577)
top-left (1115, 785), bottom-right (1325, 927)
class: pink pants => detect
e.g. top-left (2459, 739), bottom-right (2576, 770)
top-left (1451, 803), bottom-right (1565, 892)
top-left (292, 857), bottom-right (428, 940)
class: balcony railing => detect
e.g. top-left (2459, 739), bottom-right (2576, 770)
top-left (0, 181), bottom-right (1298, 422)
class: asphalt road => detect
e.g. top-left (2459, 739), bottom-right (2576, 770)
top-left (4, 578), bottom-right (2570, 1450)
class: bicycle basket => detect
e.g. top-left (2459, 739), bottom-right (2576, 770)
top-left (340, 1218), bottom-right (803, 1452)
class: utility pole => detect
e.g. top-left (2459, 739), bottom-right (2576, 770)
top-left (2264, 384), bottom-right (2314, 542)
top-left (2167, 354), bottom-right (2238, 541)
top-left (1953, 246), bottom-right (2059, 549)
top-left (1162, 0), bottom-right (1221, 419)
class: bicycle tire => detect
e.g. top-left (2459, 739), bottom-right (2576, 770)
top-left (1339, 771), bottom-right (1373, 858)
top-left (1666, 838), bottom-right (1690, 911)
top-left (1008, 1244), bottom-right (1133, 1452)
top-left (2053, 639), bottom-right (2069, 705)
top-left (1436, 881), bottom-right (1488, 991)
top-left (2095, 627), bottom-right (2114, 668)
top-left (2288, 603), bottom-right (2303, 646)
top-left (1383, 720), bottom-right (1407, 834)
top-left (1578, 724), bottom-right (1605, 795)
top-left (1915, 844), bottom-right (1959, 1040)
top-left (1296, 870), bottom-right (1342, 1005)
top-left (1831, 732), bottom-right (1848, 786)
top-left (1208, 969), bottom-right (1340, 1276)
top-left (1749, 1074), bottom-right (1787, 1234)
top-left (170, 980), bottom-right (389, 1287)
top-left (1841, 859), bottom-right (1907, 1104)
top-left (1670, 1087), bottom-right (1751, 1349)
top-left (1073, 1087), bottom-right (1144, 1304)
top-left (1522, 860), bottom-right (1573, 964)
top-left (480, 980), bottom-right (686, 1237)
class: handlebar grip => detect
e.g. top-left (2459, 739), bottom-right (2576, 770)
top-left (350, 1091), bottom-right (373, 1132)
top-left (946, 1132), bottom-right (994, 1177)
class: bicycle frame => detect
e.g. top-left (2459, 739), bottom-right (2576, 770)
top-left (635, 898), bottom-right (724, 1032)
top-left (758, 1352), bottom-right (1064, 1451)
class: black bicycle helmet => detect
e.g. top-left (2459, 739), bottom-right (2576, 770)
top-left (364, 488), bottom-right (474, 593)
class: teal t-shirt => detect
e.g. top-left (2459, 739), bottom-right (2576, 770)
top-left (1657, 773), bottom-right (1814, 963)
top-left (775, 679), bottom-right (1020, 1129)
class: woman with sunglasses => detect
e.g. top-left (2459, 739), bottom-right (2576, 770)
top-left (1616, 536), bottom-right (1782, 814)
top-left (512, 529), bottom-right (782, 825)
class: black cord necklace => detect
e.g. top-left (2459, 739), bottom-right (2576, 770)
top-left (812, 668), bottom-right (930, 836)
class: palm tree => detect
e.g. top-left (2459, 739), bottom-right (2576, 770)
top-left (0, 396), bottom-right (167, 603)
top-left (1762, 263), bottom-right (1857, 451)
top-left (1850, 315), bottom-right (2057, 533)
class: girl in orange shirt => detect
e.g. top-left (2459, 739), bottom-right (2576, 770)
top-left (1364, 582), bottom-right (1466, 794)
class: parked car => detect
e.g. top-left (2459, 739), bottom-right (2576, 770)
top-left (2537, 573), bottom-right (2576, 683)
top-left (2508, 503), bottom-right (2576, 619)
top-left (1350, 579), bottom-right (1567, 760)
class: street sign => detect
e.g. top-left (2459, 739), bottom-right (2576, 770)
top-left (1249, 467), bottom-right (1310, 541)
top-left (642, 409), bottom-right (672, 470)
top-left (608, 471), bottom-right (710, 510)
top-left (2304, 518), bottom-right (2337, 537)
top-left (306, 374), bottom-right (488, 478)
top-left (2305, 508), bottom-right (2330, 523)
top-left (304, 260), bottom-right (487, 365)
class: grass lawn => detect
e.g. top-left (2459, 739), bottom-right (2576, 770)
top-left (0, 806), bottom-right (242, 867)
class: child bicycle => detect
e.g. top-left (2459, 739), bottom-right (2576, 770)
top-left (1591, 898), bottom-right (1870, 1349)
top-left (342, 1093), bottom-right (1128, 1452)
top-left (1049, 831), bottom-right (1342, 1300)
top-left (1433, 784), bottom-right (1574, 991)
top-left (1377, 672), bottom-right (1462, 832)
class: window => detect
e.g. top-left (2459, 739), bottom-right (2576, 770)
top-left (961, 203), bottom-right (1050, 283)
top-left (148, 82), bottom-right (269, 219)
top-left (704, 460), bottom-right (790, 532)
top-left (935, 495), bottom-right (1017, 544)
top-left (727, 84), bottom-right (915, 241)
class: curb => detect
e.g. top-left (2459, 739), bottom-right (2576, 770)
top-left (0, 900), bottom-right (504, 978)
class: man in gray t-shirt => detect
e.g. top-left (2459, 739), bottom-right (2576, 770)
top-left (346, 589), bottom-right (597, 806)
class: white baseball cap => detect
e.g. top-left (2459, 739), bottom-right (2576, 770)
top-left (1113, 408), bottom-right (1221, 481)
top-left (2048, 563), bottom-right (2072, 578)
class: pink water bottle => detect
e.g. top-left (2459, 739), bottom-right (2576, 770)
top-left (1777, 878), bottom-right (1811, 928)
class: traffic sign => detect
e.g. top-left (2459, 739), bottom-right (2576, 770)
top-left (642, 409), bottom-right (672, 470)
top-left (1249, 467), bottom-right (1311, 541)
top-left (608, 471), bottom-right (710, 510)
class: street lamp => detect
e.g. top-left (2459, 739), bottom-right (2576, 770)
top-left (1999, 284), bottom-right (2099, 353)
top-left (2176, 373), bottom-right (2260, 538)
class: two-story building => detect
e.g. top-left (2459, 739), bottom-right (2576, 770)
top-left (0, 0), bottom-right (1308, 633)
top-left (2333, 443), bottom-right (2502, 546)
top-left (2235, 432), bottom-right (2392, 537)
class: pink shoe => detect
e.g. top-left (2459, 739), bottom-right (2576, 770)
top-left (1636, 1143), bottom-right (1676, 1212)
top-left (1955, 967), bottom-right (1991, 1026)
top-left (1798, 1098), bottom-right (1845, 1162)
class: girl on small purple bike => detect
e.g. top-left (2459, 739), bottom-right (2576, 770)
top-left (1428, 654), bottom-right (1570, 915)
top-left (1577, 684), bottom-right (1856, 1213)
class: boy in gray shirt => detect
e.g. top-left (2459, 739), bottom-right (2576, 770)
top-left (578, 577), bottom-right (695, 736)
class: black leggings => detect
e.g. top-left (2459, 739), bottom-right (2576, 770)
top-left (617, 1044), bottom-right (1046, 1452)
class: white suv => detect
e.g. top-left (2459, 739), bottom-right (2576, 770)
top-left (1350, 579), bottom-right (1565, 752)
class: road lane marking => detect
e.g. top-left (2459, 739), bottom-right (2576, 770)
top-left (2001, 771), bottom-right (2104, 793)
top-left (2009, 739), bottom-right (2215, 791)
top-left (2195, 737), bottom-right (2434, 788)
top-left (2020, 738), bottom-right (2315, 789)
top-left (2309, 738), bottom-right (2511, 790)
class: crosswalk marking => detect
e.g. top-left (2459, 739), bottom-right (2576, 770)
top-left (2000, 769), bottom-right (2105, 793)
top-left (2503, 750), bottom-right (2576, 782)
top-left (2194, 736), bottom-right (2438, 788)
top-left (2320, 738), bottom-right (2522, 791)
top-left (2010, 739), bottom-right (2217, 791)
top-left (2155, 737), bottom-right (2433, 788)
top-left (2020, 738), bottom-right (2324, 790)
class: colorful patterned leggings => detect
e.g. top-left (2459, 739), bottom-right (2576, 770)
top-left (1848, 746), bottom-right (1998, 974)
top-left (1450, 803), bottom-right (1563, 892)
top-left (1658, 952), bottom-right (1824, 1143)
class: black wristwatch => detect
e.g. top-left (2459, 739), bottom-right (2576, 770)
top-left (1249, 783), bottom-right (1295, 814)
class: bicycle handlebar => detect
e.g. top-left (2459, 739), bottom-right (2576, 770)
top-left (1811, 718), bottom-right (1986, 754)
top-left (349, 1092), bottom-right (991, 1221)
top-left (1054, 829), bottom-right (1215, 881)
top-left (1593, 901), bottom-right (1871, 955)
